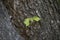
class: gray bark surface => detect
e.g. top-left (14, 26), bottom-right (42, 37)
top-left (2, 0), bottom-right (60, 40)
top-left (0, 1), bottom-right (25, 40)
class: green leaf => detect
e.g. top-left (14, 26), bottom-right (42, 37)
top-left (24, 18), bottom-right (30, 26)
top-left (33, 16), bottom-right (40, 21)
top-left (24, 16), bottom-right (41, 26)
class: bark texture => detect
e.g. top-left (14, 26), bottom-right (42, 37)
top-left (2, 0), bottom-right (60, 40)
top-left (0, 1), bottom-right (25, 40)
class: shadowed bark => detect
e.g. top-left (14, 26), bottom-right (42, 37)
top-left (2, 0), bottom-right (60, 40)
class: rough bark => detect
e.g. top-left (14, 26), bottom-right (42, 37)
top-left (0, 1), bottom-right (25, 40)
top-left (2, 0), bottom-right (60, 40)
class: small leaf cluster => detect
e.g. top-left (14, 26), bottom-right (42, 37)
top-left (24, 16), bottom-right (41, 26)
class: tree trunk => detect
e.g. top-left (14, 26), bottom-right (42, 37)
top-left (0, 1), bottom-right (25, 40)
top-left (2, 0), bottom-right (60, 40)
